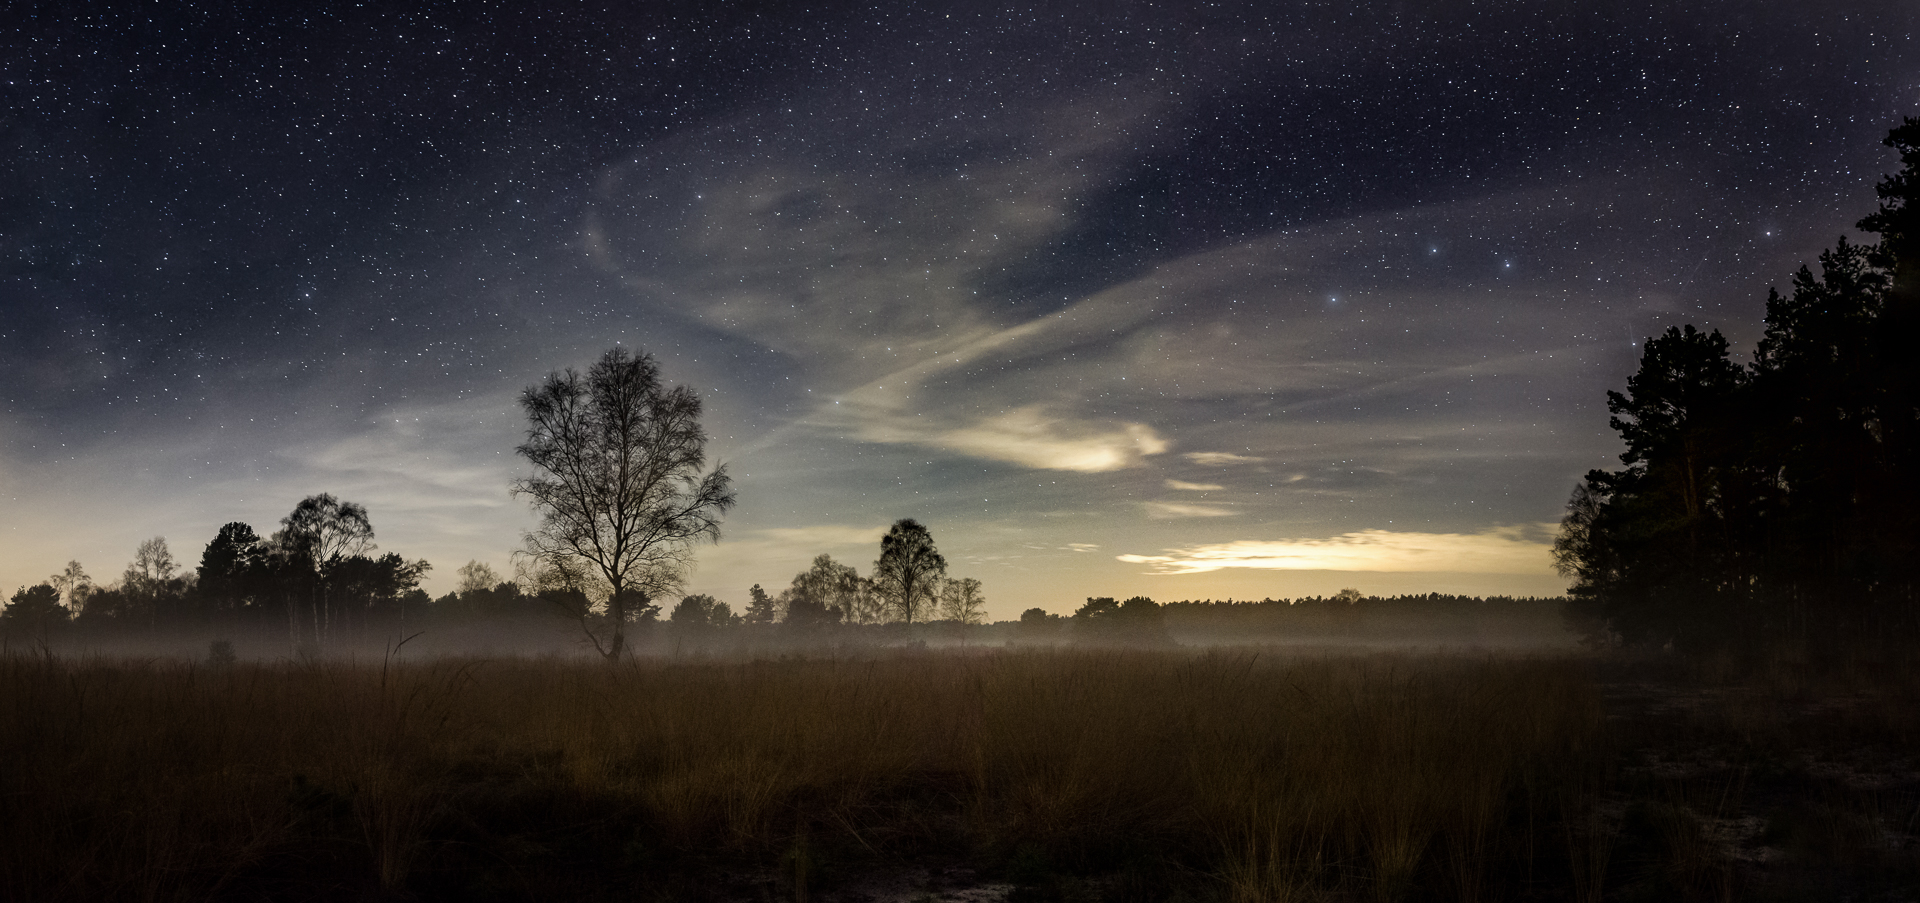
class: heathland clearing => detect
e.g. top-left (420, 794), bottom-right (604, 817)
top-left (2, 646), bottom-right (1914, 901)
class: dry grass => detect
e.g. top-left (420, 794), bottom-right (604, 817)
top-left (1, 645), bottom-right (1910, 901)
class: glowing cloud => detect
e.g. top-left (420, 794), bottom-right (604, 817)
top-left (935, 408), bottom-right (1168, 473)
top-left (1117, 527), bottom-right (1556, 574)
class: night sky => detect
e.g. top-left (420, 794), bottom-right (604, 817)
top-left (5, 2), bottom-right (1918, 618)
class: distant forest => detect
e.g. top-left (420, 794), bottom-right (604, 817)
top-left (0, 509), bottom-right (998, 650)
top-left (1, 508), bottom-right (1564, 649)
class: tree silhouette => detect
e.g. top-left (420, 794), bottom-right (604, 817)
top-left (197, 523), bottom-right (266, 618)
top-left (938, 577), bottom-right (987, 625)
top-left (779, 554), bottom-right (869, 624)
top-left (1068, 596), bottom-right (1165, 641)
top-left (1557, 121), bottom-right (1920, 652)
top-left (121, 537), bottom-right (186, 631)
top-left (782, 596), bottom-right (842, 628)
top-left (743, 583), bottom-right (778, 625)
top-left (124, 537), bottom-right (178, 595)
top-left (325, 553), bottom-right (430, 632)
top-left (276, 495), bottom-right (374, 564)
top-left (47, 560), bottom-right (90, 613)
top-left (1073, 597), bottom-right (1120, 633)
top-left (1117, 595), bottom-right (1163, 622)
top-left (1557, 327), bottom-right (1751, 649)
top-left (1747, 238), bottom-right (1898, 596)
top-left (1859, 118), bottom-right (1920, 373)
top-left (670, 593), bottom-right (736, 629)
top-left (456, 560), bottom-right (501, 597)
top-left (872, 519), bottom-right (946, 625)
top-left (2, 584), bottom-right (66, 639)
top-left (513, 347), bottom-right (736, 661)
top-left (1853, 121), bottom-right (1920, 587)
top-left (274, 496), bottom-right (375, 648)
top-left (1018, 607), bottom-right (1062, 634)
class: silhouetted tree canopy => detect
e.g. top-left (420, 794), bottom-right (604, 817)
top-left (434, 578), bottom-right (545, 620)
top-left (197, 522), bottom-right (267, 613)
top-left (3, 584), bottom-right (66, 636)
top-left (1069, 596), bottom-right (1166, 642)
top-left (1018, 607), bottom-right (1062, 634)
top-left (1073, 597), bottom-right (1118, 622)
top-left (872, 519), bottom-right (945, 625)
top-left (325, 553), bottom-right (430, 623)
top-left (777, 554), bottom-right (866, 625)
top-left (269, 495), bottom-right (389, 648)
top-left (9, 499), bottom-right (434, 650)
top-left (276, 496), bottom-right (374, 566)
top-left (669, 593), bottom-right (736, 629)
top-left (1555, 119), bottom-right (1920, 654)
top-left (743, 584), bottom-right (778, 625)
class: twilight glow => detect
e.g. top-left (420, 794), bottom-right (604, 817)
top-left (4, 3), bottom-right (1917, 617)
top-left (1117, 528), bottom-right (1560, 575)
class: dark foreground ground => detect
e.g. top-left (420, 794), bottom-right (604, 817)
top-left (1, 643), bottom-right (1915, 902)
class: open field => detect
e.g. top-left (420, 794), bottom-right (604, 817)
top-left (2, 646), bottom-right (1917, 902)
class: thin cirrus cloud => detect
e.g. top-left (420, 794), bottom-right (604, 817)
top-left (1117, 527), bottom-right (1558, 575)
top-left (1164, 479), bottom-right (1225, 491)
top-left (1184, 452), bottom-right (1267, 466)
top-left (1144, 501), bottom-right (1238, 519)
top-left (580, 90), bottom-right (1199, 477)
top-left (721, 524), bottom-right (889, 557)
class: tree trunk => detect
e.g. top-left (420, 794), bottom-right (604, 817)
top-left (606, 585), bottom-right (628, 661)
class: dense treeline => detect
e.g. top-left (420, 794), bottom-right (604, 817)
top-left (1011, 592), bottom-right (1567, 646)
top-left (0, 512), bottom-right (1004, 652)
top-left (0, 495), bottom-right (440, 652)
top-left (1553, 120), bottom-right (1920, 654)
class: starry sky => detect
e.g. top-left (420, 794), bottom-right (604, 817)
top-left (5, 2), bottom-right (1919, 619)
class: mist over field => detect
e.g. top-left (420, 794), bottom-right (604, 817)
top-left (4, 593), bottom-right (1578, 664)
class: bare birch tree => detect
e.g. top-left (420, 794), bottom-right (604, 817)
top-left (513, 347), bottom-right (736, 661)
top-left (938, 576), bottom-right (987, 625)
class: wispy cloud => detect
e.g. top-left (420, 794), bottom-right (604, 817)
top-left (1117, 526), bottom-right (1557, 574)
top-left (733, 525), bottom-right (888, 553)
top-left (1164, 479), bottom-right (1224, 491)
top-left (1184, 452), bottom-right (1267, 466)
top-left (292, 397), bottom-right (523, 507)
top-left (1144, 501), bottom-right (1238, 519)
